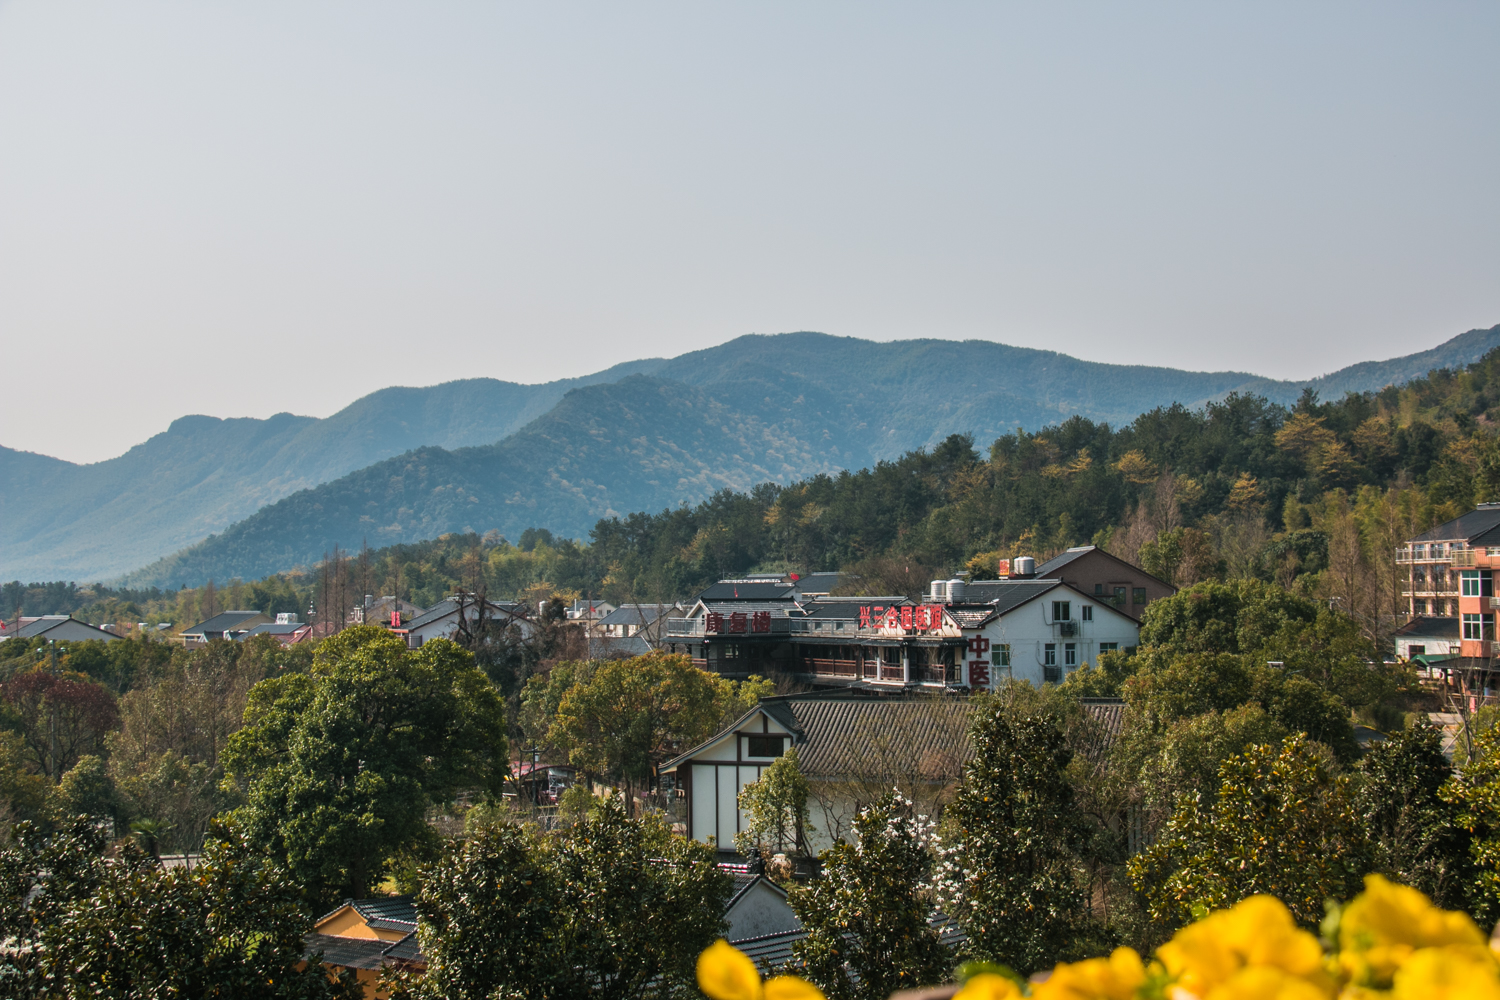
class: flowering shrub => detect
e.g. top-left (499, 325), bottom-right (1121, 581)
top-left (697, 874), bottom-right (1500, 999)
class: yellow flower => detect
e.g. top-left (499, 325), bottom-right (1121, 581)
top-left (952, 973), bottom-right (1024, 1000)
top-left (697, 939), bottom-right (825, 1000)
top-left (1156, 896), bottom-right (1327, 997)
top-left (1203, 966), bottom-right (1330, 1000)
top-left (1031, 947), bottom-right (1147, 1000)
top-left (1389, 943), bottom-right (1500, 1000)
top-left (1337, 874), bottom-right (1486, 987)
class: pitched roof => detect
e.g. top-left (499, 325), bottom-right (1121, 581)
top-left (350, 895), bottom-right (418, 932)
top-left (1412, 504), bottom-right (1500, 543)
top-left (664, 691), bottom-right (974, 779)
top-left (731, 913), bottom-right (967, 975)
top-left (1034, 545), bottom-right (1175, 590)
top-left (181, 611), bottom-right (267, 636)
top-left (953, 579), bottom-right (1063, 613)
top-left (1394, 616), bottom-right (1460, 639)
top-left (11, 616), bottom-right (119, 641)
top-left (598, 604), bottom-right (678, 627)
top-left (696, 582), bottom-right (798, 602)
top-left (405, 598), bottom-right (527, 631)
top-left (238, 622), bottom-right (309, 638)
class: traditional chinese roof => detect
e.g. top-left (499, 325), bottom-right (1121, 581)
top-left (662, 690), bottom-right (974, 779)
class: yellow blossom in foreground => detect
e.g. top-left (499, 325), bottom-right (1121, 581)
top-left (1388, 943), bottom-right (1500, 1000)
top-left (1201, 965), bottom-right (1331, 1000)
top-left (952, 972), bottom-right (1024, 1000)
top-left (1337, 874), bottom-right (1487, 987)
top-left (1030, 947), bottom-right (1147, 1000)
top-left (697, 939), bottom-right (825, 1000)
top-left (1156, 896), bottom-right (1327, 998)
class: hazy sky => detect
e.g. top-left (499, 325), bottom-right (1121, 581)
top-left (2, 2), bottom-right (1497, 464)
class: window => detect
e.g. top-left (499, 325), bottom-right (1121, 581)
top-left (1413, 600), bottom-right (1428, 615)
top-left (1044, 643), bottom-right (1056, 666)
top-left (1462, 571), bottom-right (1482, 597)
top-left (1132, 587), bottom-right (1147, 605)
top-left (1463, 614), bottom-right (1487, 641)
top-left (1112, 586), bottom-right (1127, 607)
top-left (746, 735), bottom-right (786, 758)
top-left (995, 643), bottom-right (1011, 666)
top-left (1099, 642), bottom-right (1119, 654)
top-left (1052, 601), bottom-right (1071, 621)
top-left (1064, 643), bottom-right (1077, 667)
top-left (1094, 583), bottom-right (1105, 596)
top-left (1081, 606), bottom-right (1093, 621)
top-left (1408, 645), bottom-right (1426, 658)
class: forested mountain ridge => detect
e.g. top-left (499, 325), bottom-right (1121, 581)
top-left (6, 324), bottom-right (1500, 584)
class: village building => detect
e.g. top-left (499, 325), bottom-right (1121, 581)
top-left (1032, 545), bottom-right (1175, 617)
top-left (236, 617), bottom-right (315, 645)
top-left (0, 615), bottom-right (121, 643)
top-left (664, 560), bottom-right (1147, 690)
top-left (179, 610), bottom-right (272, 646)
top-left (401, 595), bottom-right (532, 648)
top-left (660, 690), bottom-right (973, 855)
top-left (1393, 616), bottom-right (1460, 662)
top-left (305, 897), bottom-right (423, 994)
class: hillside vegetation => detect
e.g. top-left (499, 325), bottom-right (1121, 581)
top-left (6, 326), bottom-right (1499, 584)
top-left (25, 345), bottom-right (1500, 644)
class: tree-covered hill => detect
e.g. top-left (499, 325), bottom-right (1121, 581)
top-left (8, 324), bottom-right (1500, 584)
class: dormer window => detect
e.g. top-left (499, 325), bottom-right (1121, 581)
top-left (746, 735), bottom-right (786, 758)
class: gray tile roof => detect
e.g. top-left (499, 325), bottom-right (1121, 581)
top-left (238, 622), bottom-right (307, 638)
top-left (668, 691), bottom-right (975, 779)
top-left (951, 579), bottom-right (1063, 615)
top-left (406, 598), bottom-right (526, 631)
top-left (1394, 616), bottom-right (1460, 639)
top-left (732, 913), bottom-right (967, 978)
top-left (181, 611), bottom-right (267, 636)
top-left (697, 582), bottom-right (798, 601)
top-left (11, 616), bottom-right (118, 641)
top-left (1412, 504), bottom-right (1500, 543)
top-left (1035, 547), bottom-right (1097, 576)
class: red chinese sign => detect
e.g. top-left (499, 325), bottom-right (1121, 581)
top-left (857, 604), bottom-right (946, 632)
top-left (968, 660), bottom-right (991, 686)
top-left (705, 610), bottom-right (774, 634)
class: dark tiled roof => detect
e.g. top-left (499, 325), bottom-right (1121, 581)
top-left (598, 604), bottom-right (678, 627)
top-left (698, 601), bottom-right (802, 618)
top-left (12, 616), bottom-right (118, 641)
top-left (696, 582), bottom-right (798, 602)
top-left (795, 572), bottom-right (846, 593)
top-left (351, 895), bottom-right (418, 931)
top-left (1036, 547), bottom-right (1096, 576)
top-left (1412, 505), bottom-right (1500, 543)
top-left (305, 933), bottom-right (392, 971)
top-left (731, 692), bottom-right (975, 780)
top-left (952, 579), bottom-right (1062, 614)
top-left (800, 598), bottom-right (910, 618)
top-left (240, 622), bottom-right (306, 637)
top-left (1081, 699), bottom-right (1126, 745)
top-left (732, 913), bottom-right (967, 977)
top-left (182, 611), bottom-right (266, 636)
top-left (1394, 616), bottom-right (1460, 639)
top-left (406, 599), bottom-right (526, 631)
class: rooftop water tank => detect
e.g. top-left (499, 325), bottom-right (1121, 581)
top-left (1012, 556), bottom-right (1036, 578)
top-left (946, 578), bottom-right (967, 601)
top-left (930, 579), bottom-right (948, 601)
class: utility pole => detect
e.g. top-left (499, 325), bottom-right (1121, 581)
top-left (48, 639), bottom-right (59, 784)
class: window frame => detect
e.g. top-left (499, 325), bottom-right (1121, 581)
top-left (745, 734), bottom-right (787, 758)
top-left (1044, 642), bottom-right (1057, 666)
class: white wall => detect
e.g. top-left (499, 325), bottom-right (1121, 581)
top-left (970, 593), bottom-right (1139, 689)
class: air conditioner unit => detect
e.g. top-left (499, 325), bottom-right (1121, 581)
top-left (1057, 620), bottom-right (1078, 637)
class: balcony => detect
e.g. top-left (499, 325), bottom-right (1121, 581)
top-left (1454, 549), bottom-right (1478, 568)
top-left (664, 616), bottom-right (950, 640)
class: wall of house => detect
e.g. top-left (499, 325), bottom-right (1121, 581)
top-left (1046, 552), bottom-right (1174, 615)
top-left (971, 596), bottom-right (1139, 689)
top-left (683, 713), bottom-right (795, 850)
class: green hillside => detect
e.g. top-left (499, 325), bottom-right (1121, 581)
top-left (6, 324), bottom-right (1499, 584)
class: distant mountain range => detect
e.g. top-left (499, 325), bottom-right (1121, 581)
top-left (3, 325), bottom-right (1497, 587)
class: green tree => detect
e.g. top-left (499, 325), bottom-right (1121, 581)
top-left (1355, 722), bottom-right (1472, 911)
top-left (408, 797), bottom-right (730, 1000)
top-left (0, 815), bottom-right (359, 999)
top-left (1442, 723), bottom-right (1500, 925)
top-left (224, 627), bottom-right (508, 907)
top-left (937, 710), bottom-right (1086, 975)
top-left (551, 652), bottom-right (724, 802)
top-left (1129, 735), bottom-right (1371, 932)
top-left (790, 792), bottom-right (951, 1000)
top-left (734, 746), bottom-right (812, 858)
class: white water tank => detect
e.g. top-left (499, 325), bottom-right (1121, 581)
top-left (930, 580), bottom-right (948, 601)
top-left (946, 578), bottom-right (966, 601)
top-left (1012, 556), bottom-right (1036, 578)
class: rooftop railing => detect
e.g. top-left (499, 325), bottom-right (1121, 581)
top-left (664, 616), bottom-right (950, 640)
